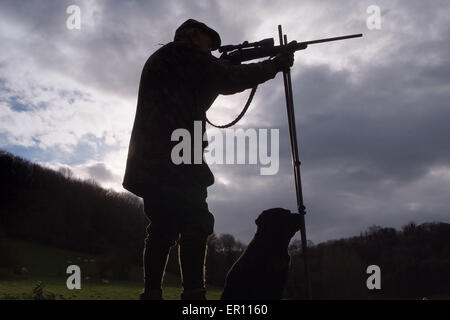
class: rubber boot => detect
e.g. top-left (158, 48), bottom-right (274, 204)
top-left (141, 239), bottom-right (172, 300)
top-left (179, 234), bottom-right (208, 300)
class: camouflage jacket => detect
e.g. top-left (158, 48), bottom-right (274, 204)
top-left (123, 40), bottom-right (279, 197)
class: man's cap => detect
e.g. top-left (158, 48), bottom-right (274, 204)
top-left (174, 19), bottom-right (221, 50)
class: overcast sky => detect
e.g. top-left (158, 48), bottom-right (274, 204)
top-left (1, 0), bottom-right (449, 244)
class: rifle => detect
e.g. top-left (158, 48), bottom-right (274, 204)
top-left (219, 33), bottom-right (363, 64)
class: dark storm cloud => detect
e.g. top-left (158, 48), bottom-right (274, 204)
top-left (293, 63), bottom-right (450, 182)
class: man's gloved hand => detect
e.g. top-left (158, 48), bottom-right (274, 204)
top-left (273, 50), bottom-right (294, 72)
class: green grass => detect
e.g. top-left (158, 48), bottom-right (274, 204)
top-left (0, 239), bottom-right (222, 300)
top-left (0, 276), bottom-right (221, 300)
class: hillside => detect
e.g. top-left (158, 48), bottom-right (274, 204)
top-left (1, 150), bottom-right (449, 299)
top-left (0, 150), bottom-right (146, 260)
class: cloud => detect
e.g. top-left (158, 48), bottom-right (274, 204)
top-left (1, 0), bottom-right (450, 244)
top-left (86, 162), bottom-right (115, 182)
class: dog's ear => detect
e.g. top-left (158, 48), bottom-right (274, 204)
top-left (255, 214), bottom-right (263, 227)
top-left (255, 210), bottom-right (270, 227)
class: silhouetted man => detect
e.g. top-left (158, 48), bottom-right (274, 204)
top-left (123, 19), bottom-right (294, 300)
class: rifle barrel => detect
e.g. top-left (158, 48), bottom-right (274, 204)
top-left (300, 33), bottom-right (363, 46)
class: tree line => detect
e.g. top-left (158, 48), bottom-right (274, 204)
top-left (285, 223), bottom-right (450, 299)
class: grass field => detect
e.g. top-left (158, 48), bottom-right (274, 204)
top-left (0, 239), bottom-right (223, 300)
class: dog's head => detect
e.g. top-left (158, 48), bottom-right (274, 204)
top-left (255, 208), bottom-right (302, 240)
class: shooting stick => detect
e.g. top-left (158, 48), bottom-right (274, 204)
top-left (278, 24), bottom-right (311, 299)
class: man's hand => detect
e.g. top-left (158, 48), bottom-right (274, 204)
top-left (273, 50), bottom-right (294, 72)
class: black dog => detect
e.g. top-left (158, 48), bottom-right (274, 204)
top-left (221, 208), bottom-right (302, 300)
